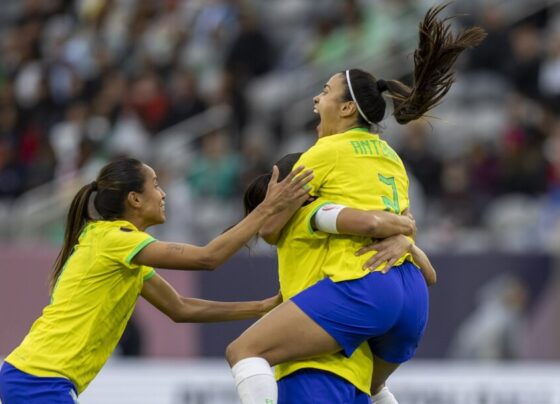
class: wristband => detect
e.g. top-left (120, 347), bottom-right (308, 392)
top-left (314, 204), bottom-right (346, 234)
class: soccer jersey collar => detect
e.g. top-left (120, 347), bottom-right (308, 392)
top-left (344, 127), bottom-right (370, 134)
top-left (317, 128), bottom-right (379, 145)
top-left (87, 219), bottom-right (141, 232)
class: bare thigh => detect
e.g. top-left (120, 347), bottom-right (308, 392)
top-left (226, 300), bottom-right (342, 366)
top-left (371, 355), bottom-right (400, 395)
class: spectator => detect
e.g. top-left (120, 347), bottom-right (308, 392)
top-left (507, 24), bottom-right (543, 100)
top-left (0, 0), bottom-right (558, 253)
top-left (163, 69), bottom-right (207, 129)
top-left (449, 274), bottom-right (528, 360)
top-left (0, 140), bottom-right (23, 199)
top-left (239, 135), bottom-right (271, 192)
top-left (498, 96), bottom-right (548, 195)
top-left (128, 69), bottom-right (170, 134)
top-left (438, 157), bottom-right (478, 226)
top-left (186, 130), bottom-right (242, 200)
top-left (399, 121), bottom-right (442, 200)
top-left (225, 11), bottom-right (274, 85)
top-left (467, 140), bottom-right (499, 208)
top-left (539, 31), bottom-right (560, 110)
top-left (466, 5), bottom-right (513, 75)
top-left (49, 101), bottom-right (88, 178)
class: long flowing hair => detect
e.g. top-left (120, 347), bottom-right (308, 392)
top-left (388, 3), bottom-right (487, 124)
top-left (343, 4), bottom-right (487, 126)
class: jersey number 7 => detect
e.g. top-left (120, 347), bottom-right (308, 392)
top-left (378, 174), bottom-right (400, 214)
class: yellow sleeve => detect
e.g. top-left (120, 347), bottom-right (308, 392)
top-left (304, 199), bottom-right (336, 236)
top-left (295, 143), bottom-right (337, 197)
top-left (102, 226), bottom-right (157, 269)
top-left (142, 267), bottom-right (157, 281)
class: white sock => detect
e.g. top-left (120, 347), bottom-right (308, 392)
top-left (231, 357), bottom-right (277, 404)
top-left (372, 386), bottom-right (398, 404)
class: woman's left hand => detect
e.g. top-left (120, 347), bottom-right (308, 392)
top-left (260, 291), bottom-right (283, 316)
top-left (356, 234), bottom-right (413, 273)
top-left (262, 165), bottom-right (313, 214)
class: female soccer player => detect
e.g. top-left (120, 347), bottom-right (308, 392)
top-left (242, 153), bottom-right (436, 404)
top-left (226, 5), bottom-right (485, 404)
top-left (0, 157), bottom-right (312, 403)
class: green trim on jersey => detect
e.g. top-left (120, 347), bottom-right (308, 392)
top-left (343, 127), bottom-right (370, 133)
top-left (307, 201), bottom-right (335, 235)
top-left (125, 237), bottom-right (156, 264)
top-left (143, 269), bottom-right (157, 282)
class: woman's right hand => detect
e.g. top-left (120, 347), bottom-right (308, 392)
top-left (261, 165), bottom-right (313, 214)
top-left (259, 291), bottom-right (284, 316)
top-left (356, 234), bottom-right (413, 273)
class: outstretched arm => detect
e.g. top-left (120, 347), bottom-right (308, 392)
top-left (134, 166), bottom-right (312, 270)
top-left (141, 274), bottom-right (282, 323)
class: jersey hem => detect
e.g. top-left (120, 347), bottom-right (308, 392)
top-left (276, 364), bottom-right (370, 395)
top-left (2, 359), bottom-right (80, 392)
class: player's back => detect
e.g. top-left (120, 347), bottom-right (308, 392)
top-left (297, 128), bottom-right (411, 281)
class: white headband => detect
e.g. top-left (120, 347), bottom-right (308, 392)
top-left (345, 70), bottom-right (373, 125)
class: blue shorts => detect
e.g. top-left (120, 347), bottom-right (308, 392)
top-left (0, 362), bottom-right (78, 404)
top-left (291, 261), bottom-right (429, 363)
top-left (278, 369), bottom-right (371, 404)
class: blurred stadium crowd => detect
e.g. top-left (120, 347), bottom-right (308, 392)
top-left (0, 0), bottom-right (559, 251)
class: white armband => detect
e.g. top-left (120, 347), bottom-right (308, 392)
top-left (314, 204), bottom-right (347, 234)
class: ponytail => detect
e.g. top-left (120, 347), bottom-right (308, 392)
top-left (49, 182), bottom-right (96, 293)
top-left (387, 3), bottom-right (487, 124)
top-left (49, 157), bottom-right (145, 293)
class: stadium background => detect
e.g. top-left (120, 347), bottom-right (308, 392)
top-left (1, 0), bottom-right (560, 402)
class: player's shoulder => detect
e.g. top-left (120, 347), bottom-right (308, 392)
top-left (300, 138), bottom-right (339, 162)
top-left (92, 220), bottom-right (146, 244)
top-left (90, 219), bottom-right (135, 234)
top-left (307, 139), bottom-right (333, 152)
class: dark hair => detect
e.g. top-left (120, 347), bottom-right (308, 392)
top-left (50, 158), bottom-right (146, 292)
top-left (243, 153), bottom-right (303, 215)
top-left (243, 173), bottom-right (271, 215)
top-left (342, 4), bottom-right (486, 126)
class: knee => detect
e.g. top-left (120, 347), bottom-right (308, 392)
top-left (225, 338), bottom-right (245, 367)
top-left (226, 335), bottom-right (268, 367)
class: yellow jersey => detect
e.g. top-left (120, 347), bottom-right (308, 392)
top-left (275, 198), bottom-right (373, 394)
top-left (296, 128), bottom-right (412, 282)
top-left (6, 220), bottom-right (156, 393)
